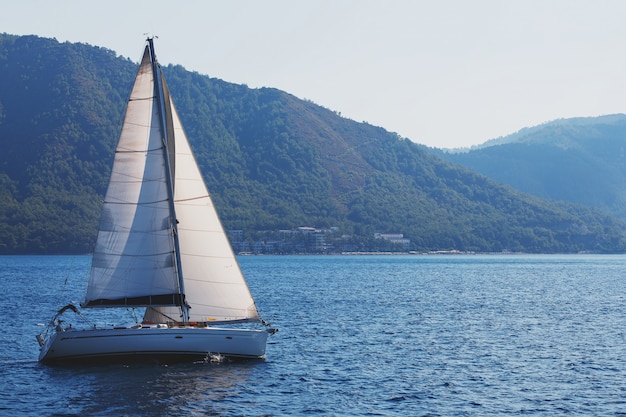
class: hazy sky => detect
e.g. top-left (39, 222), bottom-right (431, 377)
top-left (2, 0), bottom-right (626, 148)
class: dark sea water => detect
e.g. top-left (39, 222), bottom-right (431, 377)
top-left (2, 254), bottom-right (626, 416)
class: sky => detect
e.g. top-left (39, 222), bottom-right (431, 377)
top-left (2, 0), bottom-right (626, 149)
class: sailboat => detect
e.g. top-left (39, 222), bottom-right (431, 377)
top-left (37, 38), bottom-right (275, 364)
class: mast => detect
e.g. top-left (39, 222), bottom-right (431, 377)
top-left (147, 37), bottom-right (189, 322)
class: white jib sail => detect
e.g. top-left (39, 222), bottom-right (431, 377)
top-left (168, 90), bottom-right (260, 323)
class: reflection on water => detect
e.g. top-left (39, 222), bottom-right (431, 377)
top-left (38, 360), bottom-right (261, 415)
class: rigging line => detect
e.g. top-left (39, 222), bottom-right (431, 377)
top-left (174, 195), bottom-right (209, 203)
top-left (104, 198), bottom-right (169, 205)
top-left (129, 308), bottom-right (141, 324)
top-left (108, 176), bottom-right (166, 183)
top-left (95, 224), bottom-right (171, 232)
top-left (115, 147), bottom-right (164, 153)
top-left (93, 250), bottom-right (176, 258)
top-left (120, 120), bottom-right (153, 128)
top-left (129, 96), bottom-right (156, 101)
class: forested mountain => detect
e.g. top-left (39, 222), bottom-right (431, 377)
top-left (1, 33), bottom-right (625, 254)
top-left (440, 115), bottom-right (626, 219)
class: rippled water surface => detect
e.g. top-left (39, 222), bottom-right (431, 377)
top-left (3, 254), bottom-right (626, 415)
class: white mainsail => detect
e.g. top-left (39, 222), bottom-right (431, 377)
top-left (85, 46), bottom-right (181, 306)
top-left (83, 43), bottom-right (259, 322)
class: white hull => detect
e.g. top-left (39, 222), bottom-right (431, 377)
top-left (39, 325), bottom-right (268, 364)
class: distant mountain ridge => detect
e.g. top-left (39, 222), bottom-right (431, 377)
top-left (1, 33), bottom-right (625, 254)
top-left (440, 114), bottom-right (626, 219)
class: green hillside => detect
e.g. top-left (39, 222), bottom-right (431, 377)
top-left (441, 115), bottom-right (626, 219)
top-left (1, 34), bottom-right (625, 254)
